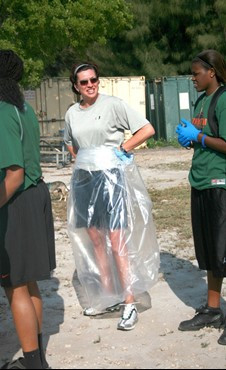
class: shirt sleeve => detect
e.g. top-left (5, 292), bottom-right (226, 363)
top-left (64, 110), bottom-right (73, 146)
top-left (0, 112), bottom-right (24, 170)
top-left (113, 98), bottom-right (150, 134)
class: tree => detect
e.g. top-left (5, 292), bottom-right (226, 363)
top-left (0, 0), bottom-right (133, 86)
top-left (86, 0), bottom-right (226, 78)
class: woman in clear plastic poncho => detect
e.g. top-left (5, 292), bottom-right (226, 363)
top-left (64, 62), bottom-right (159, 331)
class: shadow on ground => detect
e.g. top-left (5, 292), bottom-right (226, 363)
top-left (160, 251), bottom-right (226, 311)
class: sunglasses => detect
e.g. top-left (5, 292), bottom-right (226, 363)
top-left (79, 77), bottom-right (99, 86)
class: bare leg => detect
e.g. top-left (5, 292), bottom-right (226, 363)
top-left (109, 229), bottom-right (134, 304)
top-left (87, 226), bottom-right (113, 293)
top-left (5, 283), bottom-right (39, 352)
top-left (27, 282), bottom-right (49, 368)
top-left (207, 270), bottom-right (223, 308)
top-left (27, 281), bottom-right (43, 334)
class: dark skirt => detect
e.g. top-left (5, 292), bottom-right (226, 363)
top-left (191, 187), bottom-right (226, 278)
top-left (71, 168), bottom-right (128, 230)
top-left (0, 180), bottom-right (56, 287)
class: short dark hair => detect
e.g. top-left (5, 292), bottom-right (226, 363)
top-left (192, 49), bottom-right (226, 84)
top-left (70, 62), bottom-right (99, 95)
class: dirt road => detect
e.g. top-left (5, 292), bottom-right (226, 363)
top-left (0, 148), bottom-right (225, 369)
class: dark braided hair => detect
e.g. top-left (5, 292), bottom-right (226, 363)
top-left (0, 50), bottom-right (25, 111)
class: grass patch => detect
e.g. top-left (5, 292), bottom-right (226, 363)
top-left (147, 138), bottom-right (181, 149)
top-left (147, 161), bottom-right (191, 171)
top-left (149, 185), bottom-right (192, 244)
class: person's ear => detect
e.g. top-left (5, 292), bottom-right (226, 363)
top-left (74, 83), bottom-right (79, 93)
top-left (210, 68), bottom-right (215, 78)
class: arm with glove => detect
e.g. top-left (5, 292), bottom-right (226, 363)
top-left (176, 119), bottom-right (226, 153)
top-left (176, 119), bottom-right (201, 148)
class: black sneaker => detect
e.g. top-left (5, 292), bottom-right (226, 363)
top-left (1, 357), bottom-right (51, 369)
top-left (218, 319), bottom-right (226, 345)
top-left (178, 305), bottom-right (224, 331)
top-left (0, 357), bottom-right (26, 369)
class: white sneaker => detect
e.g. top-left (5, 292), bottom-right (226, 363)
top-left (84, 303), bottom-right (122, 316)
top-left (117, 303), bottom-right (138, 331)
top-left (83, 307), bottom-right (103, 316)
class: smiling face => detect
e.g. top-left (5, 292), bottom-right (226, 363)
top-left (75, 68), bottom-right (99, 106)
top-left (191, 62), bottom-right (216, 95)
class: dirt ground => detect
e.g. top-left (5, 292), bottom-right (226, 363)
top-left (1, 147), bottom-right (226, 369)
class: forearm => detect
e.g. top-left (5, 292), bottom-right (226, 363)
top-left (197, 133), bottom-right (226, 154)
top-left (0, 166), bottom-right (24, 208)
top-left (122, 123), bottom-right (155, 152)
top-left (67, 145), bottom-right (77, 158)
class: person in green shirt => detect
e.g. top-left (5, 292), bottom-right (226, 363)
top-left (176, 49), bottom-right (226, 346)
top-left (0, 50), bottom-right (56, 369)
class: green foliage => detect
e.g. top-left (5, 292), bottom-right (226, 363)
top-left (0, 0), bottom-right (225, 85)
top-left (0, 0), bottom-right (133, 86)
top-left (86, 0), bottom-right (226, 78)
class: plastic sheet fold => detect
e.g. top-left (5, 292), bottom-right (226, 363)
top-left (68, 146), bottom-right (159, 311)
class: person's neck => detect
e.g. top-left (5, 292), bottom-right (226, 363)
top-left (80, 94), bottom-right (99, 109)
top-left (206, 83), bottom-right (221, 96)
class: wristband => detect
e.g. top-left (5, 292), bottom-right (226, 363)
top-left (120, 144), bottom-right (128, 153)
top-left (201, 134), bottom-right (207, 148)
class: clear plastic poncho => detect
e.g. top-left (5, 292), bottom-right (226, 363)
top-left (68, 146), bottom-right (159, 311)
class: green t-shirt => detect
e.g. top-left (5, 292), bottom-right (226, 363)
top-left (189, 90), bottom-right (226, 190)
top-left (0, 101), bottom-right (42, 191)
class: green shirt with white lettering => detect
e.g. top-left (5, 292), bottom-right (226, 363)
top-left (189, 91), bottom-right (226, 190)
top-left (0, 101), bottom-right (42, 191)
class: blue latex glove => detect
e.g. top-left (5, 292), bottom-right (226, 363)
top-left (176, 118), bottom-right (201, 142)
top-left (114, 148), bottom-right (133, 164)
top-left (177, 134), bottom-right (191, 148)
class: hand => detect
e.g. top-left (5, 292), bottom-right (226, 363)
top-left (177, 134), bottom-right (191, 148)
top-left (114, 148), bottom-right (133, 164)
top-left (176, 118), bottom-right (201, 142)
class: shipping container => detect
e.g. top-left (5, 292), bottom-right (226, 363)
top-left (24, 78), bottom-right (77, 137)
top-left (146, 76), bottom-right (199, 140)
top-left (24, 76), bottom-right (146, 139)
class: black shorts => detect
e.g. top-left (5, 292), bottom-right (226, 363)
top-left (0, 180), bottom-right (56, 287)
top-left (191, 187), bottom-right (226, 277)
top-left (71, 168), bottom-right (128, 230)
